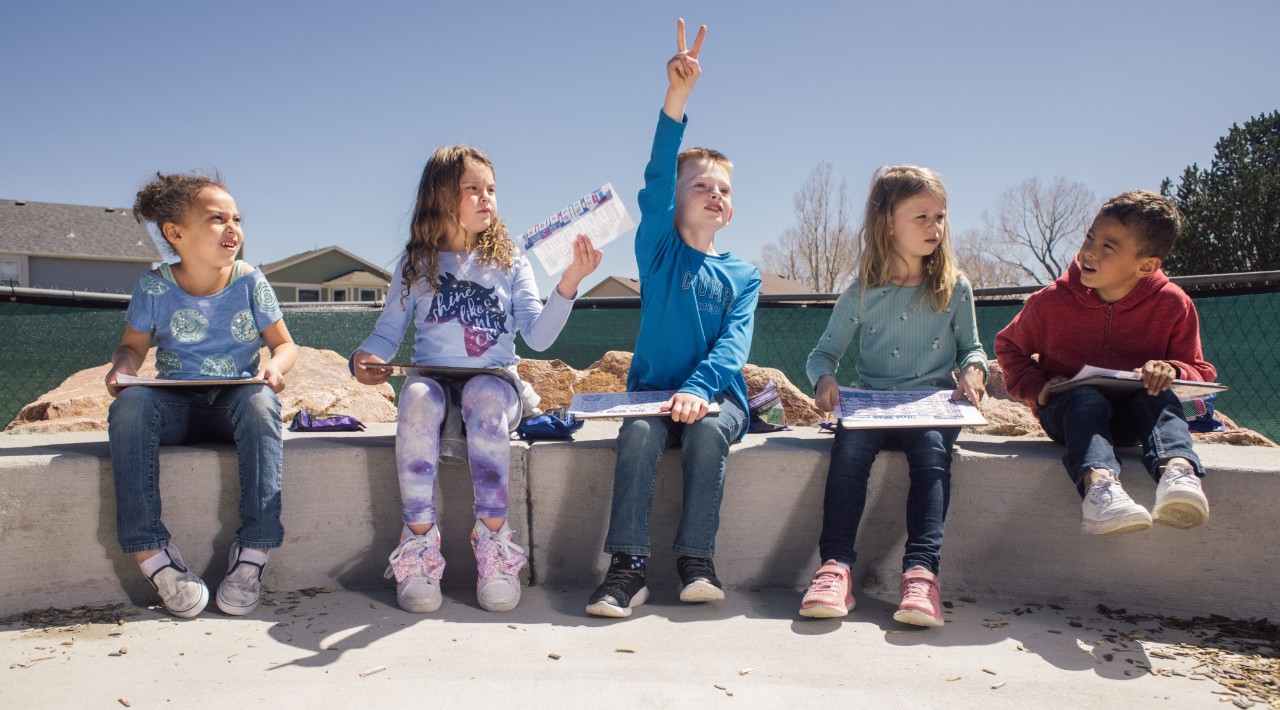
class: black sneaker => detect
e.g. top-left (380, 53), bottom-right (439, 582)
top-left (677, 555), bottom-right (724, 603)
top-left (585, 557), bottom-right (649, 618)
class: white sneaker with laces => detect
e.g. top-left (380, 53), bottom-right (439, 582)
top-left (472, 521), bottom-right (527, 612)
top-left (1081, 470), bottom-right (1152, 535)
top-left (1154, 462), bottom-right (1210, 529)
top-left (385, 525), bottom-right (445, 613)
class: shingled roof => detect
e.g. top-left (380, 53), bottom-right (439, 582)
top-left (0, 199), bottom-right (161, 261)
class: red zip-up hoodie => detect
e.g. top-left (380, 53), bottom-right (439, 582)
top-left (995, 261), bottom-right (1216, 414)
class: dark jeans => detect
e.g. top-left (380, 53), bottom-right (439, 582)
top-left (819, 425), bottom-right (960, 575)
top-left (1037, 385), bottom-right (1204, 498)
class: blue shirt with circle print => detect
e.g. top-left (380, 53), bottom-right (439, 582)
top-left (124, 262), bottom-right (284, 380)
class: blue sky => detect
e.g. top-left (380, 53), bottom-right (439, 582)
top-left (3, 1), bottom-right (1277, 295)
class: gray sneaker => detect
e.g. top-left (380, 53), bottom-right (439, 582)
top-left (1154, 462), bottom-right (1210, 529)
top-left (216, 544), bottom-right (266, 616)
top-left (144, 545), bottom-right (209, 618)
top-left (385, 525), bottom-right (445, 613)
top-left (1081, 471), bottom-right (1152, 535)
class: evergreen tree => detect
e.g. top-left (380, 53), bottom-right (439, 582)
top-left (1161, 110), bottom-right (1280, 275)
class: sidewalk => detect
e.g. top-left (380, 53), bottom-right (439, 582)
top-left (3, 584), bottom-right (1263, 709)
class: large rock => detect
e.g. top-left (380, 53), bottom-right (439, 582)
top-left (5, 347), bottom-right (397, 434)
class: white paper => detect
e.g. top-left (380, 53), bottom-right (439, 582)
top-left (1046, 364), bottom-right (1227, 401)
top-left (516, 183), bottom-right (635, 275)
top-left (836, 388), bottom-right (987, 428)
top-left (569, 390), bottom-right (721, 419)
top-left (114, 373), bottom-right (262, 387)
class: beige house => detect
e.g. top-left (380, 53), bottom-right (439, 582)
top-left (259, 246), bottom-right (392, 303)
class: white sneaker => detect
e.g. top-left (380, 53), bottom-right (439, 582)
top-left (1081, 471), bottom-right (1152, 535)
top-left (143, 545), bottom-right (209, 618)
top-left (385, 525), bottom-right (445, 613)
top-left (216, 544), bottom-right (267, 616)
top-left (472, 521), bottom-right (527, 612)
top-left (1154, 462), bottom-right (1210, 529)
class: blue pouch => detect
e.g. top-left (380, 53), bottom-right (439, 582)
top-left (516, 407), bottom-right (584, 441)
top-left (289, 409), bottom-right (366, 432)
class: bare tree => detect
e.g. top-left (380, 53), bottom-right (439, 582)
top-left (952, 228), bottom-right (1023, 289)
top-left (759, 163), bottom-right (858, 292)
top-left (982, 177), bottom-right (1096, 285)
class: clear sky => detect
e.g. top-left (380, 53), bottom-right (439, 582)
top-left (3, 1), bottom-right (1277, 295)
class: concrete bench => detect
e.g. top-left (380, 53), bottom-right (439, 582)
top-left (1, 422), bottom-right (1275, 620)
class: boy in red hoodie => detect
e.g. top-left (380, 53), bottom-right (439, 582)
top-left (995, 190), bottom-right (1216, 536)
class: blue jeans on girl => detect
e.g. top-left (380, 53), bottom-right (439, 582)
top-left (820, 424), bottom-right (960, 575)
top-left (1037, 385), bottom-right (1205, 497)
top-left (107, 384), bottom-right (284, 554)
top-left (603, 396), bottom-right (748, 559)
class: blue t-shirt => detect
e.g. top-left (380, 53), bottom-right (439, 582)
top-left (124, 262), bottom-right (284, 380)
top-left (628, 112), bottom-right (761, 422)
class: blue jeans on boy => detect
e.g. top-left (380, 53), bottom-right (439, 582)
top-left (108, 384), bottom-right (284, 554)
top-left (603, 396), bottom-right (747, 559)
top-left (820, 425), bottom-right (960, 575)
top-left (1037, 386), bottom-right (1205, 498)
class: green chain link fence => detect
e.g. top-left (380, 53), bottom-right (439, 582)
top-left (3, 282), bottom-right (1277, 442)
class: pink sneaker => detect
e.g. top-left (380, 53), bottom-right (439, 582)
top-left (799, 561), bottom-right (855, 618)
top-left (893, 567), bottom-right (944, 627)
top-left (471, 521), bottom-right (527, 612)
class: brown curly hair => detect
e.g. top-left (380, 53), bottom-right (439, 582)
top-left (1097, 189), bottom-right (1183, 261)
top-left (401, 146), bottom-right (515, 305)
top-left (132, 171), bottom-right (226, 257)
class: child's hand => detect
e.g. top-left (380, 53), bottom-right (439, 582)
top-left (1138, 359), bottom-right (1177, 395)
top-left (953, 365), bottom-right (986, 406)
top-left (257, 362), bottom-right (287, 393)
top-left (662, 391), bottom-right (709, 423)
top-left (352, 351), bottom-right (390, 386)
top-left (104, 361), bottom-right (136, 398)
top-left (1037, 376), bottom-right (1068, 406)
top-left (667, 19), bottom-right (706, 92)
top-left (813, 375), bottom-right (841, 413)
top-left (556, 234), bottom-right (603, 299)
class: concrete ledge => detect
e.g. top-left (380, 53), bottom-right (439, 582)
top-left (2, 423), bottom-right (1276, 619)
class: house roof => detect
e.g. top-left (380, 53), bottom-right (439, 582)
top-left (0, 199), bottom-right (161, 261)
top-left (323, 270), bottom-right (390, 287)
top-left (259, 246), bottom-right (392, 281)
top-left (584, 273), bottom-right (820, 297)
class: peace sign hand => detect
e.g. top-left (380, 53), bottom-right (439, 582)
top-left (666, 18), bottom-right (707, 92)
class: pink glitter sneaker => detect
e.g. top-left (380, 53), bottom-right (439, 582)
top-left (385, 525), bottom-right (445, 613)
top-left (472, 521), bottom-right (527, 612)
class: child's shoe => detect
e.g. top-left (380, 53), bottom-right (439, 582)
top-left (676, 555), bottom-right (725, 602)
top-left (586, 554), bottom-right (649, 618)
top-left (892, 566), bottom-right (944, 628)
top-left (1154, 462), bottom-right (1210, 529)
top-left (799, 560), bottom-right (855, 618)
top-left (471, 520), bottom-right (527, 612)
top-left (141, 544), bottom-right (208, 619)
top-left (1081, 470), bottom-right (1152, 535)
top-left (216, 543), bottom-right (267, 616)
top-left (385, 525), bottom-right (445, 613)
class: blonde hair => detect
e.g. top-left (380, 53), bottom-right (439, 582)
top-left (858, 165), bottom-right (959, 313)
top-left (401, 145), bottom-right (515, 305)
top-left (677, 147), bottom-right (733, 176)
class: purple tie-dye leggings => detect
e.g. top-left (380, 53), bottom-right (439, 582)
top-left (395, 374), bottom-right (520, 525)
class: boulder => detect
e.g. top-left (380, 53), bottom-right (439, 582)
top-left (5, 347), bottom-right (397, 434)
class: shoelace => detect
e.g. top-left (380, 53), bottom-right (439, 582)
top-left (385, 536), bottom-right (444, 583)
top-left (807, 568), bottom-right (845, 595)
top-left (1163, 464), bottom-right (1198, 488)
top-left (901, 577), bottom-right (935, 605)
top-left (598, 566), bottom-right (645, 598)
top-left (1088, 475), bottom-right (1123, 505)
top-left (475, 531), bottom-right (526, 578)
top-left (679, 557), bottom-right (717, 582)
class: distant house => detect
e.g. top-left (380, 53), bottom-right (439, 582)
top-left (0, 198), bottom-right (161, 293)
top-left (258, 246), bottom-right (393, 303)
top-left (582, 272), bottom-right (820, 298)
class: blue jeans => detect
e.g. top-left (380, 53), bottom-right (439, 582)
top-left (603, 396), bottom-right (747, 559)
top-left (107, 384), bottom-right (284, 554)
top-left (1038, 385), bottom-right (1204, 498)
top-left (820, 425), bottom-right (960, 575)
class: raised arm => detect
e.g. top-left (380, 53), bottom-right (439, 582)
top-left (662, 18), bottom-right (706, 122)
